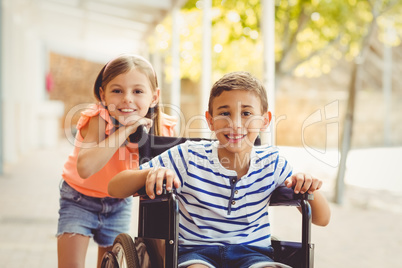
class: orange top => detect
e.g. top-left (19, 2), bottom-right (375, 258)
top-left (62, 104), bottom-right (176, 198)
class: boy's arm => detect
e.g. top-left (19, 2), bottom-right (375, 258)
top-left (108, 167), bottom-right (182, 199)
top-left (108, 169), bottom-right (150, 198)
top-left (285, 173), bottom-right (331, 226)
top-left (307, 190), bottom-right (331, 226)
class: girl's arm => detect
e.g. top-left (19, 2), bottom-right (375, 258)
top-left (76, 115), bottom-right (145, 178)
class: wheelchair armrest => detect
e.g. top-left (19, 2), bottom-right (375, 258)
top-left (270, 185), bottom-right (314, 206)
top-left (139, 184), bottom-right (314, 205)
top-left (137, 184), bottom-right (179, 243)
top-left (136, 185), bottom-right (180, 267)
top-left (270, 185), bottom-right (314, 268)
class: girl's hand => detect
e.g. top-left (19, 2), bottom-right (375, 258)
top-left (120, 115), bottom-right (153, 134)
top-left (284, 173), bottom-right (322, 194)
top-left (145, 167), bottom-right (181, 199)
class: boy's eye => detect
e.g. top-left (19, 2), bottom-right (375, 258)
top-left (219, 112), bottom-right (230, 116)
top-left (242, 111), bottom-right (252, 116)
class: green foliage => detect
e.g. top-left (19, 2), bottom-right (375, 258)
top-left (275, 0), bottom-right (375, 77)
top-left (152, 0), bottom-right (402, 83)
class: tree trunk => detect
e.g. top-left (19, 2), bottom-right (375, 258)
top-left (334, 62), bottom-right (358, 204)
top-left (334, 19), bottom-right (378, 204)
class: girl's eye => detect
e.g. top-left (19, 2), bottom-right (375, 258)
top-left (134, 89), bottom-right (143, 94)
top-left (111, 89), bottom-right (122, 93)
top-left (242, 111), bottom-right (252, 116)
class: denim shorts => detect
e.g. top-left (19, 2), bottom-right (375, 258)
top-left (56, 180), bottom-right (133, 247)
top-left (178, 244), bottom-right (291, 268)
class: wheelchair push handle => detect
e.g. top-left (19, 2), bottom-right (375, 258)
top-left (137, 182), bottom-right (176, 201)
top-left (294, 191), bottom-right (314, 201)
top-left (157, 183), bottom-right (175, 195)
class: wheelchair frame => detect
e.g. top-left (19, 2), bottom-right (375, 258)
top-left (101, 128), bottom-right (314, 268)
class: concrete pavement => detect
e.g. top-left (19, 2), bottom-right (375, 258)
top-left (0, 140), bottom-right (401, 267)
top-left (0, 141), bottom-right (98, 268)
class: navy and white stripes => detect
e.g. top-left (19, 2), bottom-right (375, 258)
top-left (140, 140), bottom-right (292, 248)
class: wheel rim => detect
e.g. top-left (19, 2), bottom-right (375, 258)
top-left (113, 243), bottom-right (128, 268)
top-left (100, 251), bottom-right (118, 268)
top-left (110, 233), bottom-right (139, 268)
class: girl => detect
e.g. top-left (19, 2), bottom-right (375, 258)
top-left (56, 54), bottom-right (176, 268)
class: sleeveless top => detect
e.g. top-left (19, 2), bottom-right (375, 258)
top-left (62, 104), bottom-right (176, 198)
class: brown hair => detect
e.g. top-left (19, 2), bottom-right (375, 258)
top-left (208, 71), bottom-right (268, 115)
top-left (93, 54), bottom-right (162, 135)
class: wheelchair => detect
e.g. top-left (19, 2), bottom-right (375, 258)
top-left (101, 128), bottom-right (315, 268)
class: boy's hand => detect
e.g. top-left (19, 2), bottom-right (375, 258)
top-left (284, 173), bottom-right (322, 194)
top-left (145, 167), bottom-right (181, 199)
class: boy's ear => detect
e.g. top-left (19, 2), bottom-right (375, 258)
top-left (260, 111), bottom-right (272, 131)
top-left (205, 111), bottom-right (214, 131)
top-left (150, 88), bottom-right (160, 108)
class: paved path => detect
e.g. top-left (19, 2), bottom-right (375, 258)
top-left (0, 141), bottom-right (98, 268)
top-left (0, 141), bottom-right (401, 267)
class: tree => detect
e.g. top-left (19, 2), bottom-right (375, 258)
top-left (335, 0), bottom-right (402, 204)
top-left (150, 0), bottom-right (402, 202)
top-left (153, 0), bottom-right (401, 86)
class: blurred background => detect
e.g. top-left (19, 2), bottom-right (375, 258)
top-left (1, 0), bottom-right (401, 267)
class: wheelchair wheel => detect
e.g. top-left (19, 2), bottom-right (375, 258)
top-left (101, 233), bottom-right (140, 268)
top-left (100, 251), bottom-right (118, 268)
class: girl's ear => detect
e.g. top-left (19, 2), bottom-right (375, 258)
top-left (150, 88), bottom-right (160, 108)
top-left (205, 111), bottom-right (214, 131)
top-left (99, 87), bottom-right (106, 103)
top-left (260, 111), bottom-right (272, 131)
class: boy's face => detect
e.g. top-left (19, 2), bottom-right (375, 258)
top-left (206, 90), bottom-right (271, 156)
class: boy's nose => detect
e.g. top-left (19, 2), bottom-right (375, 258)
top-left (231, 115), bottom-right (242, 129)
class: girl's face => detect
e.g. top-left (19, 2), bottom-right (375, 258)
top-left (100, 68), bottom-right (159, 124)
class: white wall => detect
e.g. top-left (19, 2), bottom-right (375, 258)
top-left (2, 0), bottom-right (64, 164)
top-left (0, 0), bottom-right (187, 165)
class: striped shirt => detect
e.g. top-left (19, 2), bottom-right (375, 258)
top-left (140, 140), bottom-right (292, 248)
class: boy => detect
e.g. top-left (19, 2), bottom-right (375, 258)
top-left (108, 71), bottom-right (331, 268)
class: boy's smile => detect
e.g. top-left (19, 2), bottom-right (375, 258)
top-left (206, 90), bottom-right (270, 160)
top-left (225, 134), bottom-right (246, 143)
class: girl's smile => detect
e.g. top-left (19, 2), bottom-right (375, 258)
top-left (119, 108), bottom-right (135, 113)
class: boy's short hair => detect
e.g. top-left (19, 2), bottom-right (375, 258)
top-left (208, 71), bottom-right (268, 115)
